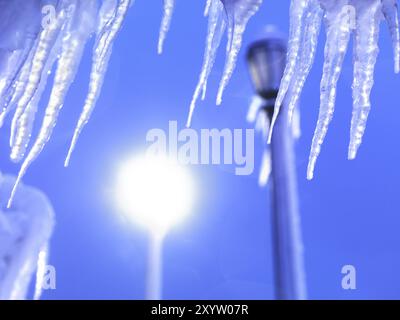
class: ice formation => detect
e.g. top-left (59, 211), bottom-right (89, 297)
top-left (269, 0), bottom-right (400, 179)
top-left (0, 0), bottom-right (398, 206)
top-left (187, 0), bottom-right (263, 127)
top-left (158, 0), bottom-right (175, 55)
top-left (0, 0), bottom-right (265, 206)
top-left (0, 174), bottom-right (54, 300)
top-left (0, 0), bottom-right (132, 207)
top-left (64, 0), bottom-right (131, 167)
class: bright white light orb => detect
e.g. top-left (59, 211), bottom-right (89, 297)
top-left (116, 154), bottom-right (196, 235)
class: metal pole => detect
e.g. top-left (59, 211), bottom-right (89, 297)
top-left (268, 103), bottom-right (307, 300)
top-left (247, 33), bottom-right (307, 300)
top-left (146, 233), bottom-right (163, 300)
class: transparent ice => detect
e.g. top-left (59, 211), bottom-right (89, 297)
top-left (0, 0), bottom-right (132, 207)
top-left (187, 0), bottom-right (263, 127)
top-left (0, 174), bottom-right (54, 300)
top-left (269, 0), bottom-right (400, 179)
top-left (158, 0), bottom-right (175, 55)
top-left (0, 0), bottom-right (399, 206)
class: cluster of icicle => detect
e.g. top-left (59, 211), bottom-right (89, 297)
top-left (269, 0), bottom-right (400, 180)
top-left (2, 0), bottom-right (399, 208)
top-left (187, 0), bottom-right (264, 127)
top-left (0, 0), bottom-right (263, 207)
top-left (0, 0), bottom-right (133, 208)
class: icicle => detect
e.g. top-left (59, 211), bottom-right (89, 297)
top-left (187, 0), bottom-right (263, 126)
top-left (382, 0), bottom-right (400, 73)
top-left (9, 37), bottom-right (63, 163)
top-left (286, 0), bottom-right (323, 123)
top-left (268, 0), bottom-right (310, 143)
top-left (10, 1), bottom-right (81, 163)
top-left (0, 51), bottom-right (24, 100)
top-left (199, 1), bottom-right (228, 100)
top-left (65, 0), bottom-right (131, 167)
top-left (307, 1), bottom-right (353, 179)
top-left (348, 0), bottom-right (382, 160)
top-left (33, 244), bottom-right (49, 301)
top-left (187, 0), bottom-right (226, 127)
top-left (0, 174), bottom-right (54, 300)
top-left (216, 0), bottom-right (263, 106)
top-left (267, 0), bottom-right (399, 178)
top-left (0, 2), bottom-right (42, 127)
top-left (0, 39), bottom-right (38, 126)
top-left (0, 51), bottom-right (23, 120)
top-left (205, 0), bottom-right (212, 16)
top-left (0, 20), bottom-right (40, 107)
top-left (0, 0), bottom-right (41, 103)
top-left (9, 0), bottom-right (72, 151)
top-left (0, 48), bottom-right (37, 129)
top-left (8, 1), bottom-right (97, 208)
top-left (11, 0), bottom-right (97, 164)
top-left (158, 0), bottom-right (175, 55)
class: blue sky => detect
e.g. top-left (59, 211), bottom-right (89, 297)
top-left (2, 0), bottom-right (400, 299)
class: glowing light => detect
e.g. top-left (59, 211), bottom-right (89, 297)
top-left (116, 154), bottom-right (196, 235)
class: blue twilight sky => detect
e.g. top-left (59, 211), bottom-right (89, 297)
top-left (1, 0), bottom-right (400, 299)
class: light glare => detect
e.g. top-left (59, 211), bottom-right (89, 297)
top-left (116, 155), bottom-right (195, 234)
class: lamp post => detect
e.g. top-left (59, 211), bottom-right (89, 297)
top-left (116, 154), bottom-right (196, 300)
top-left (246, 30), bottom-right (307, 300)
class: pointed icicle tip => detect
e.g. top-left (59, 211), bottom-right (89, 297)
top-left (187, 0), bottom-right (226, 125)
top-left (216, 0), bottom-right (263, 106)
top-left (158, 0), bottom-right (175, 55)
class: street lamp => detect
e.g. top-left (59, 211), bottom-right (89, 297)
top-left (246, 28), bottom-right (307, 300)
top-left (115, 154), bottom-right (196, 299)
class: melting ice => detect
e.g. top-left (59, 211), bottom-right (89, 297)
top-left (187, 0), bottom-right (263, 127)
top-left (1, 0), bottom-right (399, 206)
top-left (0, 174), bottom-right (54, 300)
top-left (269, 0), bottom-right (400, 180)
top-left (0, 0), bottom-right (265, 205)
top-left (0, 0), bottom-right (132, 207)
top-left (158, 0), bottom-right (175, 55)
